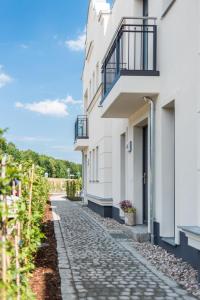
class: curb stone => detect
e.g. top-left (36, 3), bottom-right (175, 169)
top-left (51, 203), bottom-right (79, 300)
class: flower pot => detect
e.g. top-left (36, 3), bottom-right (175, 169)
top-left (124, 212), bottom-right (136, 226)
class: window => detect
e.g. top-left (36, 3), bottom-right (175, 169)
top-left (89, 151), bottom-right (92, 181)
top-left (84, 90), bottom-right (88, 112)
top-left (96, 63), bottom-right (99, 89)
top-left (92, 72), bottom-right (95, 97)
top-left (162, 0), bottom-right (176, 17)
top-left (96, 147), bottom-right (99, 181)
top-left (89, 80), bottom-right (92, 101)
top-left (89, 149), bottom-right (98, 182)
top-left (92, 149), bottom-right (95, 181)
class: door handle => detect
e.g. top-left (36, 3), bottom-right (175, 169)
top-left (143, 172), bottom-right (147, 185)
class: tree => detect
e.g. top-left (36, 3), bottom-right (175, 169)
top-left (0, 128), bottom-right (82, 179)
top-left (0, 128), bottom-right (8, 154)
top-left (6, 142), bottom-right (21, 161)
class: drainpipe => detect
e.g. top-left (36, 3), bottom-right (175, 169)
top-left (144, 96), bottom-right (155, 244)
top-left (81, 150), bottom-right (85, 205)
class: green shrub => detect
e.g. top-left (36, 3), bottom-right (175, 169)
top-left (0, 156), bottom-right (49, 299)
top-left (66, 179), bottom-right (82, 201)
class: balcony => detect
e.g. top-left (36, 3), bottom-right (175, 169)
top-left (74, 115), bottom-right (89, 151)
top-left (101, 17), bottom-right (160, 118)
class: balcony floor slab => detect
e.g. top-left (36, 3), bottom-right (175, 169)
top-left (74, 138), bottom-right (89, 151)
top-left (101, 75), bottom-right (160, 118)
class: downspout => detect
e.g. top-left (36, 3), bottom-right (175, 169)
top-left (81, 150), bottom-right (85, 205)
top-left (144, 96), bottom-right (155, 244)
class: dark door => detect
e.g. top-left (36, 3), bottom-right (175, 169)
top-left (143, 0), bottom-right (148, 17)
top-left (143, 126), bottom-right (148, 224)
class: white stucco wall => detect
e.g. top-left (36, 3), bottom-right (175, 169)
top-left (197, 0), bottom-right (200, 226)
top-left (82, 1), bottom-right (112, 200)
top-left (155, 0), bottom-right (199, 241)
top-left (81, 0), bottom-right (200, 243)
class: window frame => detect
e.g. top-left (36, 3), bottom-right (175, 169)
top-left (92, 149), bottom-right (95, 181)
top-left (96, 63), bottom-right (99, 90)
top-left (96, 146), bottom-right (99, 182)
top-left (89, 151), bottom-right (92, 181)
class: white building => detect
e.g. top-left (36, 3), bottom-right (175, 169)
top-left (74, 0), bottom-right (200, 280)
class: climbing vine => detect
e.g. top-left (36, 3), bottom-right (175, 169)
top-left (0, 154), bottom-right (49, 299)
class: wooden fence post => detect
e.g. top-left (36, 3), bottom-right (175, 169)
top-left (28, 164), bottom-right (35, 242)
top-left (1, 155), bottom-right (7, 300)
top-left (13, 175), bottom-right (21, 300)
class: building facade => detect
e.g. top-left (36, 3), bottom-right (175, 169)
top-left (74, 0), bottom-right (200, 280)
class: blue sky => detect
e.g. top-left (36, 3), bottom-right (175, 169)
top-left (0, 0), bottom-right (89, 163)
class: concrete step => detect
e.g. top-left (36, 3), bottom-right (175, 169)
top-left (161, 237), bottom-right (177, 247)
top-left (125, 225), bottom-right (150, 243)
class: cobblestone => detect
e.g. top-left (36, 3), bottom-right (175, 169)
top-left (82, 203), bottom-right (200, 298)
top-left (52, 198), bottom-right (197, 299)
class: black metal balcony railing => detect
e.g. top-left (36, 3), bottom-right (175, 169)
top-left (74, 115), bottom-right (89, 141)
top-left (101, 17), bottom-right (159, 101)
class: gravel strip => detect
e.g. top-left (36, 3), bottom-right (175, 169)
top-left (82, 205), bottom-right (200, 299)
top-left (131, 241), bottom-right (200, 298)
top-left (82, 205), bottom-right (126, 230)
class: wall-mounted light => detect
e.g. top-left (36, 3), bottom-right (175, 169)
top-left (126, 141), bottom-right (132, 153)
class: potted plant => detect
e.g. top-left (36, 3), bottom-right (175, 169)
top-left (119, 200), bottom-right (136, 226)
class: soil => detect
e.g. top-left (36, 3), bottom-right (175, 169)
top-left (30, 202), bottom-right (62, 300)
top-left (67, 196), bottom-right (82, 202)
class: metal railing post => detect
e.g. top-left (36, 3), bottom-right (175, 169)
top-left (116, 37), bottom-right (120, 75)
top-left (153, 25), bottom-right (157, 71)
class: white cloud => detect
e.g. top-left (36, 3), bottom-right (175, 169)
top-left (52, 145), bottom-right (73, 152)
top-left (0, 68), bottom-right (12, 88)
top-left (15, 96), bottom-right (82, 118)
top-left (15, 102), bottom-right (24, 108)
top-left (64, 95), bottom-right (82, 105)
top-left (20, 44), bottom-right (29, 49)
top-left (65, 29), bottom-right (86, 51)
top-left (7, 135), bottom-right (54, 143)
top-left (16, 100), bottom-right (68, 117)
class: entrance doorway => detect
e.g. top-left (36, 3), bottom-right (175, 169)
top-left (143, 126), bottom-right (148, 224)
top-left (83, 154), bottom-right (88, 204)
top-left (120, 133), bottom-right (126, 201)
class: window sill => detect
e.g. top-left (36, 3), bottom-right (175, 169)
top-left (89, 180), bottom-right (100, 183)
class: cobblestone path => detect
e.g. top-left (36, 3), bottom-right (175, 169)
top-left (51, 197), bottom-right (195, 300)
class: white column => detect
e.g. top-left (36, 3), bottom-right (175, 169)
top-left (82, 151), bottom-right (88, 205)
top-left (198, 0), bottom-right (200, 226)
